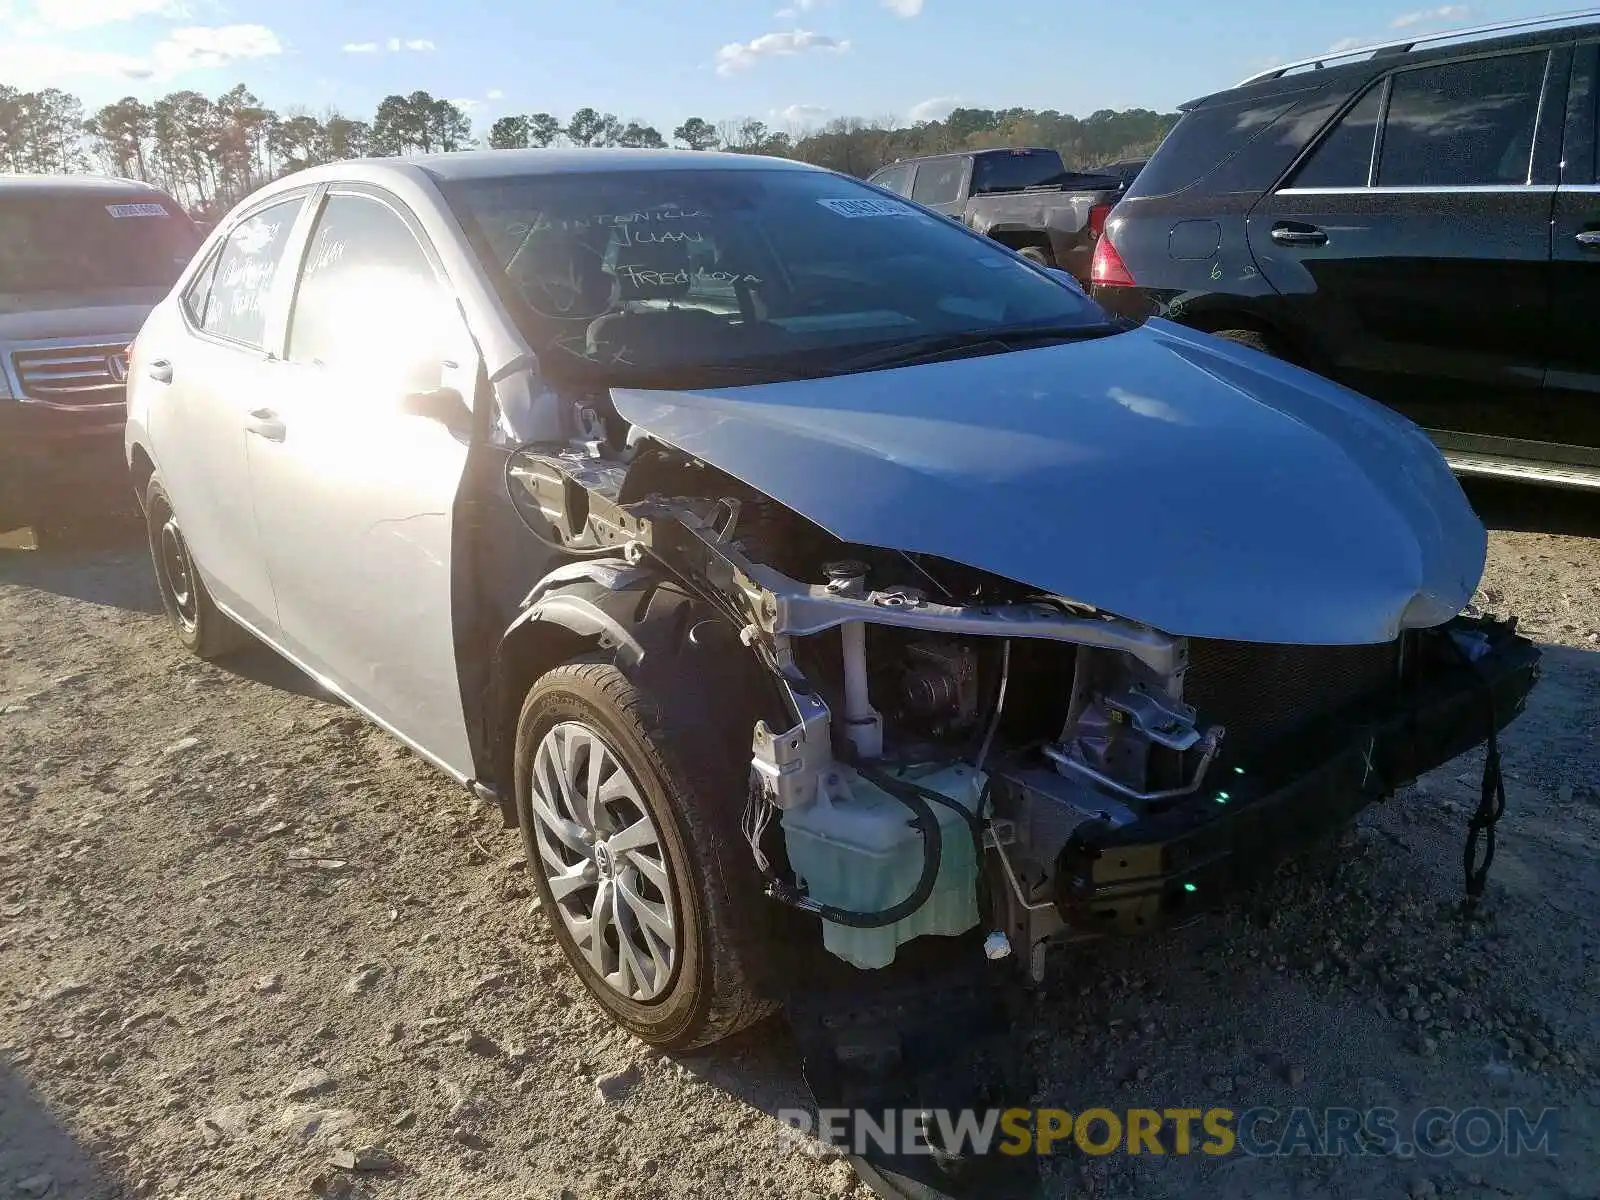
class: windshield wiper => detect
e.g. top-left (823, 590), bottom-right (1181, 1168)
top-left (831, 321), bottom-right (1119, 374)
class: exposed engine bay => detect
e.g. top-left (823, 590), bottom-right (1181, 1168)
top-left (503, 394), bottom-right (1540, 980)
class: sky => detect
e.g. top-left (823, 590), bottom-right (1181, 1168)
top-left (0, 0), bottom-right (1576, 132)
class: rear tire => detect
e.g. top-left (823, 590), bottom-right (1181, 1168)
top-left (144, 476), bottom-right (251, 661)
top-left (1016, 245), bottom-right (1053, 267)
top-left (515, 655), bottom-right (776, 1049)
top-left (1211, 328), bottom-right (1281, 358)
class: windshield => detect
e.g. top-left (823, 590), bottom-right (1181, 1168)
top-left (0, 194), bottom-right (201, 294)
top-left (441, 167), bottom-right (1106, 385)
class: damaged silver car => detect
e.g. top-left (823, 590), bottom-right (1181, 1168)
top-left (126, 150), bottom-right (1539, 1059)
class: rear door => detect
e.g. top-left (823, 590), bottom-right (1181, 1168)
top-left (245, 187), bottom-right (480, 778)
top-left (149, 191), bottom-right (311, 634)
top-left (908, 156), bottom-right (970, 218)
top-left (1547, 39), bottom-right (1600, 457)
top-left (1246, 46), bottom-right (1564, 440)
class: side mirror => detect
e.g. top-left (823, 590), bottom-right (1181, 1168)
top-left (401, 385), bottom-right (471, 432)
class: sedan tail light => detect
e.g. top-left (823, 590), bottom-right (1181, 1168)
top-left (1090, 229), bottom-right (1135, 288)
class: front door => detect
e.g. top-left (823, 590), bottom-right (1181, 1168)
top-left (1547, 40), bottom-right (1600, 459)
top-left (1247, 47), bottom-right (1561, 441)
top-left (245, 188), bottom-right (480, 778)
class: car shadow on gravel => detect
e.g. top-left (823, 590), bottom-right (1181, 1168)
top-left (1463, 479), bottom-right (1600, 537)
top-left (0, 1062), bottom-right (109, 1199)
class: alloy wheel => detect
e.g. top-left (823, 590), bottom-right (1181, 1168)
top-left (527, 720), bottom-right (679, 1002)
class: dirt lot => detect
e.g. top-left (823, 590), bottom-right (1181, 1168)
top-left (2, 481), bottom-right (1598, 1200)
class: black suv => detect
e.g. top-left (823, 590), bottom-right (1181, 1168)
top-left (1091, 10), bottom-right (1600, 490)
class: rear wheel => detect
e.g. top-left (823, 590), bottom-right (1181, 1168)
top-left (1211, 328), bottom-right (1282, 358)
top-left (1015, 245), bottom-right (1053, 267)
top-left (144, 476), bottom-right (250, 660)
top-left (515, 656), bottom-right (775, 1049)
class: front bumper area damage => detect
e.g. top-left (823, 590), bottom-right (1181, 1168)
top-left (507, 427), bottom-right (1539, 1200)
top-left (1039, 615), bottom-right (1539, 938)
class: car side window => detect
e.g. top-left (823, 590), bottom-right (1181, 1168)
top-left (871, 164), bottom-right (913, 196)
top-left (910, 160), bottom-right (964, 206)
top-left (200, 195), bottom-right (306, 347)
top-left (180, 245), bottom-right (222, 327)
top-left (1290, 82), bottom-right (1384, 188)
top-left (1376, 51), bottom-right (1548, 187)
top-left (286, 193), bottom-right (455, 392)
top-left (1564, 43), bottom-right (1598, 184)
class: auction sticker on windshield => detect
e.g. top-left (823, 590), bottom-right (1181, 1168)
top-left (105, 203), bottom-right (170, 218)
top-left (817, 197), bottom-right (916, 218)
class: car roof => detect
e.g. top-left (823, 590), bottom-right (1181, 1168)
top-left (0, 174), bottom-right (168, 196)
top-left (407, 148), bottom-right (824, 182)
top-left (1186, 13), bottom-right (1600, 109)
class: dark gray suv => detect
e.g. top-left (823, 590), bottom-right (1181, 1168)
top-left (1092, 9), bottom-right (1600, 491)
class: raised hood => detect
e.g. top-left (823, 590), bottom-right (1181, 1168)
top-left (610, 319), bottom-right (1486, 645)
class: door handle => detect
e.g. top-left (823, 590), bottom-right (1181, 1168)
top-left (1270, 224), bottom-right (1329, 247)
top-left (147, 359), bottom-right (173, 384)
top-left (244, 408), bottom-right (286, 442)
top-left (1577, 231), bottom-right (1600, 250)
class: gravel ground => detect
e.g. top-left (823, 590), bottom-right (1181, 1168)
top-left (2, 480), bottom-right (1598, 1200)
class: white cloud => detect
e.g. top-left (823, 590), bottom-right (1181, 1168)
top-left (0, 21), bottom-right (281, 86)
top-left (451, 97), bottom-right (482, 112)
top-left (1392, 4), bottom-right (1468, 28)
top-left (486, 88), bottom-right (504, 100)
top-left (24, 0), bottom-right (183, 32)
top-left (343, 35), bottom-right (435, 55)
top-left (0, 42), bottom-right (146, 86)
top-left (778, 103), bottom-right (829, 122)
top-left (909, 95), bottom-right (959, 122)
top-left (1326, 35), bottom-right (1367, 52)
top-left (883, 0), bottom-right (924, 15)
top-left (149, 24), bottom-right (282, 73)
top-left (715, 28), bottom-right (849, 74)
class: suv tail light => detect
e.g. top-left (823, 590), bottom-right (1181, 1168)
top-left (1087, 202), bottom-right (1113, 240)
top-left (1090, 229), bottom-right (1135, 288)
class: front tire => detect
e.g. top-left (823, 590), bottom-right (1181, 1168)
top-left (144, 476), bottom-right (250, 660)
top-left (515, 656), bottom-right (775, 1049)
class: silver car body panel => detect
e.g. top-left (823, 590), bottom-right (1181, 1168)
top-left (126, 167), bottom-right (505, 781)
top-left (612, 317), bottom-right (1487, 646)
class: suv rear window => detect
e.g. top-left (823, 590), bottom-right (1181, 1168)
top-left (0, 193), bottom-right (201, 293)
top-left (1125, 92), bottom-right (1304, 197)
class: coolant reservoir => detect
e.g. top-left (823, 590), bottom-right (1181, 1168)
top-left (780, 763), bottom-right (984, 969)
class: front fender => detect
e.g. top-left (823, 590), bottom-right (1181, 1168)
top-left (480, 558), bottom-right (776, 826)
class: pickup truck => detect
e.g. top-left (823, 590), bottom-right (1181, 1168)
top-left (867, 147), bottom-right (1143, 283)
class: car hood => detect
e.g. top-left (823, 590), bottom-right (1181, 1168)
top-left (610, 318), bottom-right (1486, 645)
top-left (0, 290), bottom-right (165, 343)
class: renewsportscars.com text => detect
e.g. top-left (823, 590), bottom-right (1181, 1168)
top-left (776, 1106), bottom-right (1561, 1159)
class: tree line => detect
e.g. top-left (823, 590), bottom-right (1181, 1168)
top-left (0, 82), bottom-right (1178, 219)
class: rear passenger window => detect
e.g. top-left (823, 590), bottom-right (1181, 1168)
top-left (1291, 83), bottom-right (1383, 188)
top-left (910, 160), bottom-right (965, 205)
top-left (1377, 51), bottom-right (1548, 186)
top-left (199, 195), bottom-right (306, 347)
top-left (1126, 93), bottom-right (1301, 197)
top-left (181, 247), bottom-right (221, 326)
top-left (871, 164), bottom-right (913, 196)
